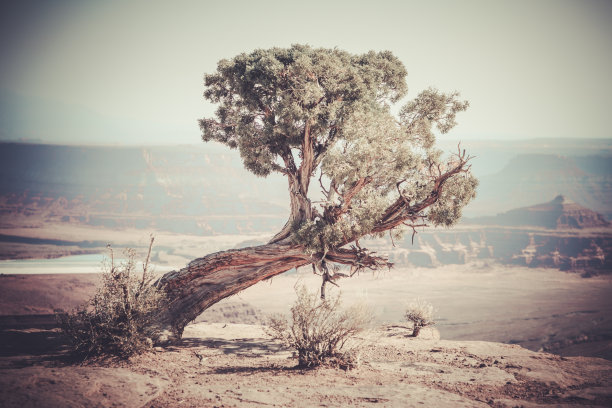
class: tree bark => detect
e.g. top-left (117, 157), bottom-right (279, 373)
top-left (149, 148), bottom-right (471, 345)
top-left (151, 241), bottom-right (310, 345)
top-left (269, 123), bottom-right (314, 244)
top-left (151, 124), bottom-right (323, 345)
top-left (268, 177), bottom-right (312, 244)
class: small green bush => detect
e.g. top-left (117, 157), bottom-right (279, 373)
top-left (404, 298), bottom-right (435, 337)
top-left (266, 284), bottom-right (372, 369)
top-left (57, 237), bottom-right (166, 359)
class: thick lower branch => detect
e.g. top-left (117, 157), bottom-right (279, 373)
top-left (152, 243), bottom-right (310, 344)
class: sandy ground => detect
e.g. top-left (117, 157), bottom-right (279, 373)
top-left (1, 323), bottom-right (611, 407)
top-left (206, 263), bottom-right (612, 359)
top-left (1, 264), bottom-right (612, 407)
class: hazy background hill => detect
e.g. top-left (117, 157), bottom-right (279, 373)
top-left (435, 139), bottom-right (612, 219)
top-left (0, 142), bottom-right (288, 234)
top-left (1, 138), bottom-right (610, 234)
top-left (470, 154), bottom-right (612, 218)
top-left (0, 138), bottom-right (611, 271)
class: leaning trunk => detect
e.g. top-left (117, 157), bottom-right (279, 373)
top-left (151, 123), bottom-right (322, 345)
top-left (151, 241), bottom-right (310, 345)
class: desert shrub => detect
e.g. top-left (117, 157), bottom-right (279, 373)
top-left (266, 284), bottom-right (372, 369)
top-left (57, 237), bottom-right (166, 359)
top-left (404, 298), bottom-right (435, 337)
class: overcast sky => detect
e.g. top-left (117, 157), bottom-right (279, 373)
top-left (1, 0), bottom-right (611, 145)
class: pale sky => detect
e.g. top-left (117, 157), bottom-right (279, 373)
top-left (1, 0), bottom-right (611, 145)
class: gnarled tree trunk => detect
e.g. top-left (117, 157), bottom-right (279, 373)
top-left (151, 241), bottom-right (311, 344)
top-left (149, 145), bottom-right (472, 345)
top-left (151, 126), bottom-right (322, 345)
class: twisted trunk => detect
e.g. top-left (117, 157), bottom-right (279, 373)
top-left (151, 125), bottom-right (319, 345)
top-left (150, 144), bottom-right (470, 345)
top-left (152, 242), bottom-right (310, 344)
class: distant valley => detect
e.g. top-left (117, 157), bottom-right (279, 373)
top-left (0, 140), bottom-right (610, 273)
top-left (0, 143), bottom-right (288, 235)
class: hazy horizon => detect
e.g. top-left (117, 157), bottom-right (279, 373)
top-left (1, 0), bottom-right (611, 145)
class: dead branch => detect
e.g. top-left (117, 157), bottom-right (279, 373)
top-left (373, 152), bottom-right (472, 234)
top-left (319, 169), bottom-right (329, 198)
top-left (325, 246), bottom-right (393, 272)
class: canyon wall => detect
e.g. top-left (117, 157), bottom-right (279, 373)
top-left (379, 227), bottom-right (611, 273)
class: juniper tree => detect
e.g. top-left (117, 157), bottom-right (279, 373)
top-left (152, 45), bottom-right (477, 344)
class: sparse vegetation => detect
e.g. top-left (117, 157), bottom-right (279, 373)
top-left (266, 284), bottom-right (372, 369)
top-left (57, 237), bottom-right (166, 358)
top-left (405, 298), bottom-right (436, 337)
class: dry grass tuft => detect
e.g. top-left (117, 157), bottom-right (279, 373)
top-left (266, 284), bottom-right (372, 369)
top-left (56, 237), bottom-right (166, 359)
top-left (404, 298), bottom-right (436, 337)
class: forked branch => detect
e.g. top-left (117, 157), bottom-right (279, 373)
top-left (374, 149), bottom-right (473, 233)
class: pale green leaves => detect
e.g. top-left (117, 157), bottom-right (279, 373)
top-left (200, 45), bottom-right (477, 254)
top-left (323, 107), bottom-right (419, 195)
top-left (399, 88), bottom-right (469, 149)
top-left (199, 45), bottom-right (408, 177)
top-left (428, 171), bottom-right (478, 227)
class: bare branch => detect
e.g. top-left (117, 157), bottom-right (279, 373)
top-left (396, 179), bottom-right (410, 206)
top-left (140, 234), bottom-right (155, 292)
top-left (324, 176), bottom-right (372, 223)
top-left (325, 246), bottom-right (393, 272)
top-left (319, 169), bottom-right (329, 198)
top-left (373, 153), bottom-right (472, 234)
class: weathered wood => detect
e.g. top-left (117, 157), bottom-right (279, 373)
top-left (152, 242), bottom-right (310, 344)
top-left (151, 152), bottom-right (471, 345)
top-left (152, 51), bottom-right (474, 345)
top-left (153, 121), bottom-right (319, 344)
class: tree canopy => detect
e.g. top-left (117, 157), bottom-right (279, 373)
top-left (199, 44), bottom-right (477, 270)
top-left (142, 45), bottom-right (478, 343)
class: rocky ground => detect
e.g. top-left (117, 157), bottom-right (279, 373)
top-left (2, 262), bottom-right (612, 407)
top-left (1, 323), bottom-right (611, 407)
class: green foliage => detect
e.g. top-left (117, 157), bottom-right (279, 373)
top-left (200, 45), bottom-right (478, 253)
top-left (399, 88), bottom-right (470, 148)
top-left (427, 171), bottom-right (479, 227)
top-left (57, 240), bottom-right (166, 359)
top-left (266, 285), bottom-right (372, 369)
top-left (200, 45), bottom-right (407, 177)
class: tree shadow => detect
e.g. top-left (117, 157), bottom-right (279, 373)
top-left (178, 336), bottom-right (290, 358)
top-left (1, 315), bottom-right (299, 369)
top-left (210, 364), bottom-right (303, 375)
top-left (0, 326), bottom-right (75, 368)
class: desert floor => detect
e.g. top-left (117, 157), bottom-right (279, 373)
top-left (1, 322), bottom-right (612, 407)
top-left (220, 263), bottom-right (612, 359)
top-left (1, 262), bottom-right (612, 406)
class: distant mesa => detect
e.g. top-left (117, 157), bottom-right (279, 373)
top-left (469, 195), bottom-right (611, 229)
top-left (392, 195), bottom-right (612, 272)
